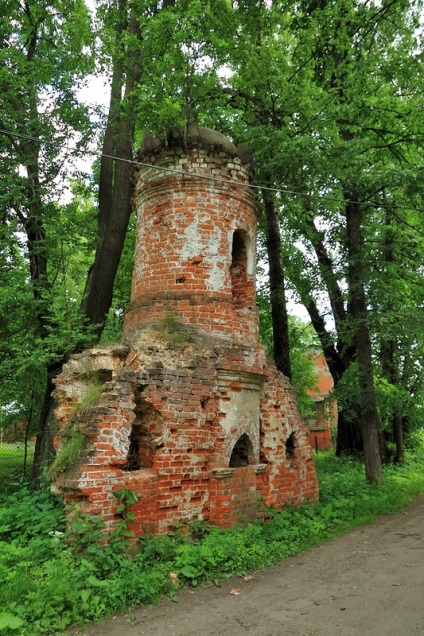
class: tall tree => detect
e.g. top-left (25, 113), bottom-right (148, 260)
top-left (205, 0), bottom-right (424, 480)
top-left (0, 0), bottom-right (95, 480)
top-left (30, 0), bottom-right (183, 480)
top-left (370, 198), bottom-right (424, 462)
top-left (81, 0), bottom-right (145, 337)
top-left (262, 191), bottom-right (291, 379)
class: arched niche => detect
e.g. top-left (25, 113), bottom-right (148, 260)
top-left (229, 433), bottom-right (254, 468)
top-left (285, 431), bottom-right (297, 465)
top-left (230, 229), bottom-right (252, 299)
top-left (124, 388), bottom-right (163, 471)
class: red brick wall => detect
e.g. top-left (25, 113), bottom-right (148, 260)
top-left (124, 147), bottom-right (259, 345)
top-left (209, 466), bottom-right (258, 528)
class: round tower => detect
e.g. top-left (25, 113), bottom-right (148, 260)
top-left (52, 128), bottom-right (319, 537)
top-left (123, 129), bottom-right (260, 346)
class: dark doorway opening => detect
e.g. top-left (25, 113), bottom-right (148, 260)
top-left (229, 433), bottom-right (254, 468)
top-left (230, 230), bottom-right (249, 299)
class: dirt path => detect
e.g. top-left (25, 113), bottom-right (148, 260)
top-left (73, 496), bottom-right (424, 636)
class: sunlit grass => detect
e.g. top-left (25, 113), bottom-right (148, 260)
top-left (314, 442), bottom-right (424, 534)
top-left (0, 444), bottom-right (33, 492)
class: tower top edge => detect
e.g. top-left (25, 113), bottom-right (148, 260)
top-left (137, 128), bottom-right (254, 167)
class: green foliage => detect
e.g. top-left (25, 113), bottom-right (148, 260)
top-left (78, 378), bottom-right (104, 413)
top-left (315, 446), bottom-right (424, 529)
top-left (1, 445), bottom-right (424, 634)
top-left (0, 194), bottom-right (98, 460)
top-left (0, 614), bottom-right (24, 631)
top-left (205, 0), bottom-right (424, 465)
top-left (47, 429), bottom-right (88, 478)
top-left (0, 0), bottom-right (97, 474)
top-left (0, 486), bottom-right (65, 543)
top-left (130, 0), bottom-right (235, 136)
top-left (0, 445), bottom-right (33, 494)
top-left (48, 375), bottom-right (105, 478)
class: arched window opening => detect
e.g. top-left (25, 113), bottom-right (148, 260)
top-left (229, 433), bottom-right (254, 468)
top-left (230, 230), bottom-right (249, 299)
top-left (124, 389), bottom-right (162, 471)
top-left (126, 430), bottom-right (142, 470)
top-left (285, 432), bottom-right (296, 461)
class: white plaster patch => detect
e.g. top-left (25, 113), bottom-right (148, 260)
top-left (218, 387), bottom-right (260, 460)
top-left (219, 389), bottom-right (258, 433)
top-left (111, 429), bottom-right (129, 457)
top-left (180, 214), bottom-right (227, 291)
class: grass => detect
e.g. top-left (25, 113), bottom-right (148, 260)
top-left (47, 430), bottom-right (87, 479)
top-left (0, 444), bottom-right (33, 493)
top-left (314, 449), bottom-right (424, 534)
top-left (0, 437), bottom-right (423, 635)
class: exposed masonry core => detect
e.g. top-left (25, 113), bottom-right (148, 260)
top-left (52, 132), bottom-right (318, 535)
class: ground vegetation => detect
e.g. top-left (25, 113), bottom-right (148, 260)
top-left (1, 437), bottom-right (424, 635)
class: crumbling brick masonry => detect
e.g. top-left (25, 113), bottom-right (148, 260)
top-left (52, 128), bottom-right (319, 534)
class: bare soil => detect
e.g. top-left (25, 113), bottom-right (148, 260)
top-left (73, 495), bottom-right (424, 636)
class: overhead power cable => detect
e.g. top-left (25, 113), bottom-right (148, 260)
top-left (1, 127), bottom-right (424, 218)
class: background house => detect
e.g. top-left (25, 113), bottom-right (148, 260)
top-left (305, 348), bottom-right (337, 451)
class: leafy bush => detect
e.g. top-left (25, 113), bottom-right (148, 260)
top-left (0, 485), bottom-right (65, 542)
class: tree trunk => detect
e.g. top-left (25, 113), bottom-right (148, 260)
top-left (300, 289), bottom-right (363, 455)
top-left (393, 409), bottom-right (405, 465)
top-left (380, 338), bottom-right (405, 464)
top-left (262, 191), bottom-right (291, 379)
top-left (22, 125), bottom-right (55, 484)
top-left (335, 409), bottom-right (362, 457)
top-left (31, 369), bottom-right (60, 484)
top-left (379, 206), bottom-right (405, 464)
top-left (345, 196), bottom-right (383, 483)
top-left (293, 208), bottom-right (364, 454)
top-left (80, 2), bottom-right (140, 339)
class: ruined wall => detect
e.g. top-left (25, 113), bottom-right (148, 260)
top-left (306, 352), bottom-right (337, 452)
top-left (52, 135), bottom-right (318, 535)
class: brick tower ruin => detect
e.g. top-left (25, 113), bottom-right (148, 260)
top-left (52, 127), bottom-right (318, 534)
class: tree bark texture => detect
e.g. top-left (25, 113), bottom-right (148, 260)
top-left (80, 1), bottom-right (140, 339)
top-left (262, 191), bottom-right (291, 379)
top-left (345, 196), bottom-right (383, 483)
